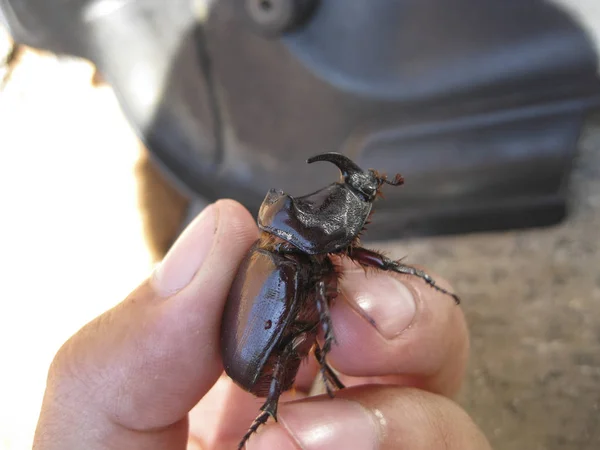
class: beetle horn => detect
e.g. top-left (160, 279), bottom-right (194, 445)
top-left (306, 152), bottom-right (364, 177)
top-left (307, 152), bottom-right (385, 201)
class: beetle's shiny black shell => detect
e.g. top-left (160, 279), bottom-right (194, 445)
top-left (221, 243), bottom-right (313, 392)
top-left (257, 183), bottom-right (372, 255)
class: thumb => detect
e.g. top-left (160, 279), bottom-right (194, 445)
top-left (33, 200), bottom-right (258, 450)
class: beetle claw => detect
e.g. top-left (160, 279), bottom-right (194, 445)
top-left (237, 411), bottom-right (270, 449)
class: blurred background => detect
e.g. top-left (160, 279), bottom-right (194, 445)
top-left (1, 1), bottom-right (600, 449)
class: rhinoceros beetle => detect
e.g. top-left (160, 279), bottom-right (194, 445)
top-left (220, 152), bottom-right (460, 449)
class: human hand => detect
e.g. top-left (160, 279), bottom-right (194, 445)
top-left (33, 199), bottom-right (492, 450)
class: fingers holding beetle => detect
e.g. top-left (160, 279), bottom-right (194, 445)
top-left (33, 196), bottom-right (478, 450)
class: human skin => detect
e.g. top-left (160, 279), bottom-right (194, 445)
top-left (33, 199), bottom-right (492, 450)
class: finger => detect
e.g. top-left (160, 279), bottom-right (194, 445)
top-left (33, 200), bottom-right (258, 450)
top-left (327, 260), bottom-right (469, 397)
top-left (247, 386), bottom-right (492, 450)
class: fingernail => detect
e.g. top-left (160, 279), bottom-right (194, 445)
top-left (341, 270), bottom-right (417, 339)
top-left (248, 399), bottom-right (380, 450)
top-left (152, 204), bottom-right (217, 297)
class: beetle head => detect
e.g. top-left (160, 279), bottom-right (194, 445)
top-left (307, 152), bottom-right (403, 201)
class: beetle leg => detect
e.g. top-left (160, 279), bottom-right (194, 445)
top-left (314, 280), bottom-right (345, 397)
top-left (348, 247), bottom-right (461, 305)
top-left (238, 332), bottom-right (309, 450)
top-left (315, 280), bottom-right (337, 347)
top-left (314, 343), bottom-right (345, 391)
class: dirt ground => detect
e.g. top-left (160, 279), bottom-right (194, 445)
top-left (1, 37), bottom-right (600, 450)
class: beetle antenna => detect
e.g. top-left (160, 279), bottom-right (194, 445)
top-left (372, 170), bottom-right (404, 187)
top-left (382, 173), bottom-right (404, 186)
